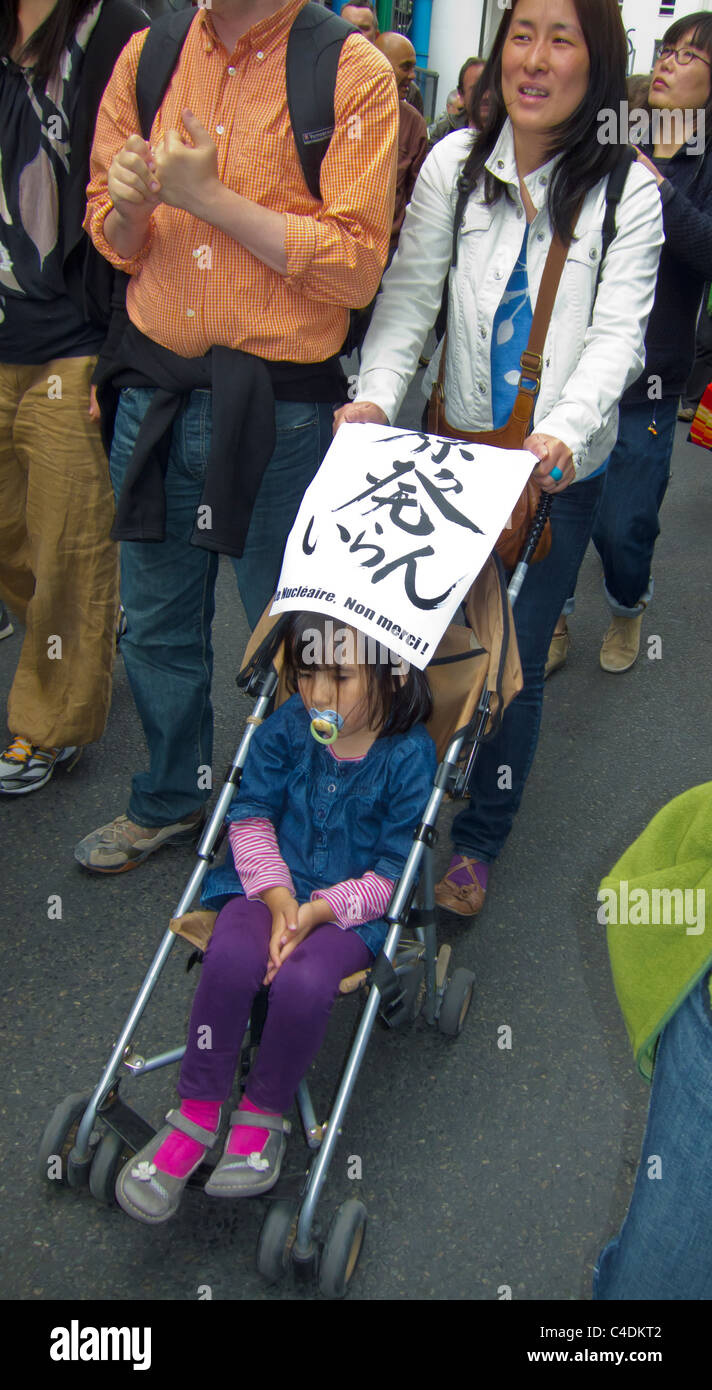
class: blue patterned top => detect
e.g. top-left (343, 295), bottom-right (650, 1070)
top-left (490, 227), bottom-right (533, 429)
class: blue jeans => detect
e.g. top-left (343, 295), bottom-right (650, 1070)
top-left (110, 387), bottom-right (334, 827)
top-left (591, 398), bottom-right (678, 616)
top-left (451, 473), bottom-right (604, 863)
top-left (593, 971), bottom-right (712, 1300)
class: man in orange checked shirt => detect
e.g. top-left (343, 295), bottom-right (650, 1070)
top-left (74, 0), bottom-right (398, 874)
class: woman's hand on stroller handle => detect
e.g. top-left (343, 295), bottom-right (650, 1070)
top-left (333, 401), bottom-right (389, 434)
top-left (526, 433), bottom-right (575, 492)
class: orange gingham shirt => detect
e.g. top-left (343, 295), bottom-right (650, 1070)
top-left (85, 0), bottom-right (399, 362)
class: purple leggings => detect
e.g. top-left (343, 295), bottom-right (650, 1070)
top-left (178, 896), bottom-right (372, 1113)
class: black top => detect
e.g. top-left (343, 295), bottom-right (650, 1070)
top-left (623, 139), bottom-right (712, 405)
top-left (0, 0), bottom-right (146, 364)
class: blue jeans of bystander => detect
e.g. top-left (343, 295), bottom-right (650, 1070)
top-left (593, 971), bottom-right (712, 1300)
top-left (110, 387), bottom-right (334, 827)
top-left (591, 398), bottom-right (678, 616)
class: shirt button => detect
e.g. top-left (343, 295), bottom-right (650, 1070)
top-left (186, 308), bottom-right (195, 317)
top-left (256, 50), bottom-right (264, 60)
top-left (539, 174), bottom-right (548, 186)
top-left (494, 269), bottom-right (503, 279)
top-left (536, 231), bottom-right (545, 242)
top-left (589, 248), bottom-right (598, 260)
top-left (327, 783), bottom-right (336, 793)
top-left (479, 325), bottom-right (487, 339)
top-left (227, 66), bottom-right (236, 75)
top-left (496, 159), bottom-right (504, 168)
top-left (216, 124), bottom-right (224, 135)
top-left (478, 382), bottom-right (487, 394)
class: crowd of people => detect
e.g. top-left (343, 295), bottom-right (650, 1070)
top-left (1, 0), bottom-right (710, 1299)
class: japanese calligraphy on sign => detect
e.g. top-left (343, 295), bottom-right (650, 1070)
top-left (271, 424), bottom-right (537, 670)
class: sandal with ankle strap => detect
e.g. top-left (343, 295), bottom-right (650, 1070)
top-left (434, 854), bottom-right (487, 918)
top-left (115, 1108), bottom-right (220, 1225)
top-left (204, 1109), bottom-right (291, 1198)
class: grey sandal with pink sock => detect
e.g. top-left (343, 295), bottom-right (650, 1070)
top-left (115, 1109), bottom-right (220, 1225)
top-left (204, 1110), bottom-right (291, 1198)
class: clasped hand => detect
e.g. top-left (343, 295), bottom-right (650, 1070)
top-left (262, 890), bottom-right (327, 986)
top-left (107, 108), bottom-right (219, 223)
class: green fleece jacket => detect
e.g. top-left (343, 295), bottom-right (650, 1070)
top-left (599, 782), bottom-right (712, 1081)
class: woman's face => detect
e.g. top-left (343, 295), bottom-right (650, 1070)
top-left (649, 29), bottom-right (712, 115)
top-left (501, 0), bottom-right (590, 139)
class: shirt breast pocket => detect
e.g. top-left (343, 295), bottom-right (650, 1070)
top-left (563, 228), bottom-right (602, 317)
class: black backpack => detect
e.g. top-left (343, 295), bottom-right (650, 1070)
top-left (135, 1), bottom-right (354, 201)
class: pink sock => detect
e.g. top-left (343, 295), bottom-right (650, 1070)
top-left (226, 1095), bottom-right (279, 1157)
top-left (153, 1099), bottom-right (221, 1178)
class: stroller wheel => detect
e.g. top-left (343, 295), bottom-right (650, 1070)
top-left (37, 1093), bottom-right (92, 1187)
top-left (256, 1199), bottom-right (300, 1284)
top-left (438, 968), bottom-right (475, 1037)
top-left (89, 1129), bottom-right (134, 1205)
top-left (318, 1199), bottom-right (367, 1300)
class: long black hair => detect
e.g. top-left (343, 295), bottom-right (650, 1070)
top-left (0, 0), bottom-right (100, 85)
top-left (283, 611), bottom-right (432, 739)
top-left (462, 0), bottom-right (628, 245)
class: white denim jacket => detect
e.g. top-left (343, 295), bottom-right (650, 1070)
top-left (357, 121), bottom-right (664, 479)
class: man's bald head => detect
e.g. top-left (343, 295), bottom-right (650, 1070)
top-left (341, 4), bottom-right (379, 44)
top-left (376, 32), bottom-right (417, 99)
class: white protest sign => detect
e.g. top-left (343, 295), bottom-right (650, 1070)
top-left (271, 423), bottom-right (537, 670)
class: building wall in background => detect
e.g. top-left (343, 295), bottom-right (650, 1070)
top-left (620, 0), bottom-right (712, 77)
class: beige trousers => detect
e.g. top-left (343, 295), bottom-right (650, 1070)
top-left (0, 355), bottom-right (117, 747)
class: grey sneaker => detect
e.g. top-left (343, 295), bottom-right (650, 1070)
top-left (74, 809), bottom-right (205, 874)
top-left (0, 737), bottom-right (80, 795)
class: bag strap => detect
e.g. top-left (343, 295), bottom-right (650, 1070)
top-left (435, 214), bottom-right (574, 408)
top-left (135, 7), bottom-right (194, 142)
top-left (135, 1), bottom-right (352, 200)
top-left (286, 2), bottom-right (354, 201)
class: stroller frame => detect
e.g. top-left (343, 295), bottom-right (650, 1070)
top-left (38, 502), bottom-right (550, 1296)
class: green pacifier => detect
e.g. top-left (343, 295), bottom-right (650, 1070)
top-left (309, 707), bottom-right (343, 745)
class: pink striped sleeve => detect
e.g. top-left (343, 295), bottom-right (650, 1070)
top-left (311, 871), bottom-right (393, 929)
top-left (229, 817), bottom-right (295, 898)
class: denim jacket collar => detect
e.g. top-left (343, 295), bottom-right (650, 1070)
top-left (485, 118), bottom-right (559, 213)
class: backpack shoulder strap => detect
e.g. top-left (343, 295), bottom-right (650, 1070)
top-left (286, 1), bottom-right (354, 201)
top-left (135, 6), bottom-right (195, 141)
top-left (592, 144), bottom-right (637, 305)
top-left (601, 144), bottom-right (636, 266)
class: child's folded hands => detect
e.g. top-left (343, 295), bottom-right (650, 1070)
top-left (261, 890), bottom-right (334, 984)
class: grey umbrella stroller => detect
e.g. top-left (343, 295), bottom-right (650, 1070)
top-left (36, 501), bottom-right (549, 1299)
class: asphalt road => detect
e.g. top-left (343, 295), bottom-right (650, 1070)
top-left (1, 369), bottom-right (710, 1303)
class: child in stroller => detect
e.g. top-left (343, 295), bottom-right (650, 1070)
top-left (115, 610), bottom-right (437, 1224)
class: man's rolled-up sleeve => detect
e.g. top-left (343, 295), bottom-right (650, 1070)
top-left (84, 27), bottom-right (155, 275)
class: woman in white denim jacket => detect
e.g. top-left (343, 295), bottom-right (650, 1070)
top-left (335, 0), bottom-right (663, 917)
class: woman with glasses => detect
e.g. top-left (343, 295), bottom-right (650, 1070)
top-left (549, 10), bottom-right (712, 677)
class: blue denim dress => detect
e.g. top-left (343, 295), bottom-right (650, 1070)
top-left (201, 695), bottom-right (437, 956)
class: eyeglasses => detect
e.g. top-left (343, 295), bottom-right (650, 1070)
top-left (656, 45), bottom-right (712, 70)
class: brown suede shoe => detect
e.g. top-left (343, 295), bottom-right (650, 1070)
top-left (600, 611), bottom-right (644, 673)
top-left (434, 855), bottom-right (487, 917)
top-left (545, 620), bottom-right (570, 679)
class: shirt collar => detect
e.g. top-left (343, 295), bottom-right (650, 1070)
top-left (485, 119), bottom-right (559, 212)
top-left (198, 0), bottom-right (308, 57)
